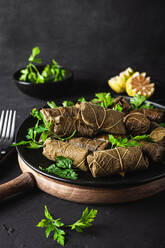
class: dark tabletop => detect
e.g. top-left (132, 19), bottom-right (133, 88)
top-left (0, 74), bottom-right (165, 248)
top-left (1, 0), bottom-right (165, 247)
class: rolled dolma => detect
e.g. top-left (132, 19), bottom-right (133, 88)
top-left (150, 127), bottom-right (165, 145)
top-left (67, 137), bottom-right (109, 152)
top-left (43, 139), bottom-right (88, 171)
top-left (54, 116), bottom-right (97, 137)
top-left (40, 106), bottom-right (79, 123)
top-left (140, 141), bottom-right (165, 163)
top-left (87, 146), bottom-right (149, 178)
top-left (113, 96), bottom-right (132, 112)
top-left (124, 112), bottom-right (150, 135)
top-left (80, 102), bottom-right (126, 134)
top-left (131, 108), bottom-right (163, 123)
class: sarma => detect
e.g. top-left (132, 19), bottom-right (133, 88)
top-left (43, 139), bottom-right (88, 171)
top-left (40, 106), bottom-right (79, 125)
top-left (54, 116), bottom-right (97, 138)
top-left (87, 146), bottom-right (149, 178)
top-left (140, 141), bottom-right (165, 163)
top-left (150, 127), bottom-right (165, 145)
top-left (80, 102), bottom-right (126, 134)
top-left (124, 112), bottom-right (150, 135)
top-left (67, 137), bottom-right (109, 152)
top-left (131, 108), bottom-right (163, 123)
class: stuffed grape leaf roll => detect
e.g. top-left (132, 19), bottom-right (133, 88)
top-left (67, 137), bottom-right (109, 152)
top-left (80, 102), bottom-right (126, 134)
top-left (43, 139), bottom-right (88, 171)
top-left (124, 112), bottom-right (150, 135)
top-left (87, 146), bottom-right (149, 178)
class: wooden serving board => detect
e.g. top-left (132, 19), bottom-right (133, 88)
top-left (17, 155), bottom-right (165, 204)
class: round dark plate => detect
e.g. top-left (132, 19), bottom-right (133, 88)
top-left (16, 98), bottom-right (165, 187)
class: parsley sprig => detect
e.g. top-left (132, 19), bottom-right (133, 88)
top-left (47, 101), bottom-right (58, 108)
top-left (69, 207), bottom-right (98, 232)
top-left (37, 206), bottom-right (97, 246)
top-left (39, 156), bottom-right (78, 180)
top-left (92, 92), bottom-right (114, 108)
top-left (37, 206), bottom-right (65, 246)
top-left (19, 46), bottom-right (66, 84)
top-left (77, 97), bottom-right (87, 102)
top-left (109, 135), bottom-right (140, 148)
top-left (108, 134), bottom-right (153, 148)
top-left (62, 100), bottom-right (74, 107)
top-left (130, 94), bottom-right (154, 110)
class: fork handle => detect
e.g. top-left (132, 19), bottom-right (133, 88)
top-left (0, 172), bottom-right (35, 201)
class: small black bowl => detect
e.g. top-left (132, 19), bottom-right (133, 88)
top-left (13, 65), bottom-right (73, 99)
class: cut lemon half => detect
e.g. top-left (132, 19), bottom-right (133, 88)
top-left (108, 67), bottom-right (134, 93)
top-left (108, 75), bottom-right (126, 93)
top-left (126, 72), bottom-right (155, 98)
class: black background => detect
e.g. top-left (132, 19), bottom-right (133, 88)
top-left (1, 0), bottom-right (165, 85)
top-left (1, 0), bottom-right (165, 248)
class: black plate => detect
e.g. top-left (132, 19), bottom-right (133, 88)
top-left (16, 98), bottom-right (165, 187)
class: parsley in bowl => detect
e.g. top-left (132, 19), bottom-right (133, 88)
top-left (13, 46), bottom-right (73, 98)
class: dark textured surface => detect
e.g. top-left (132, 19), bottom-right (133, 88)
top-left (0, 0), bottom-right (165, 247)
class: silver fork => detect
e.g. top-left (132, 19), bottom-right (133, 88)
top-left (0, 110), bottom-right (16, 158)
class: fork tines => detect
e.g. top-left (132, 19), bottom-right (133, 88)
top-left (0, 110), bottom-right (16, 142)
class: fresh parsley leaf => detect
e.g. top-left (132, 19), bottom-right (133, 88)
top-left (11, 140), bottom-right (31, 146)
top-left (62, 101), bottom-right (74, 107)
top-left (36, 206), bottom-right (65, 246)
top-left (27, 142), bottom-right (43, 149)
top-left (39, 164), bottom-right (78, 180)
top-left (47, 101), bottom-right (58, 108)
top-left (55, 156), bottom-right (72, 169)
top-left (108, 134), bottom-right (117, 148)
top-left (41, 65), bottom-right (52, 81)
top-left (19, 68), bottom-right (29, 81)
top-left (36, 72), bottom-right (45, 83)
top-left (140, 102), bottom-right (154, 109)
top-left (51, 59), bottom-right (65, 82)
top-left (108, 134), bottom-right (140, 148)
top-left (40, 131), bottom-right (50, 143)
top-left (31, 108), bottom-right (42, 120)
top-left (125, 140), bottom-right (141, 147)
top-left (113, 103), bottom-right (123, 112)
top-left (92, 92), bottom-right (114, 108)
top-left (28, 46), bottom-right (42, 64)
top-left (130, 94), bottom-right (147, 109)
top-left (12, 140), bottom-right (43, 148)
top-left (131, 134), bottom-right (153, 142)
top-left (26, 128), bottom-right (34, 140)
top-left (69, 208), bottom-right (97, 232)
top-left (78, 97), bottom-right (87, 102)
